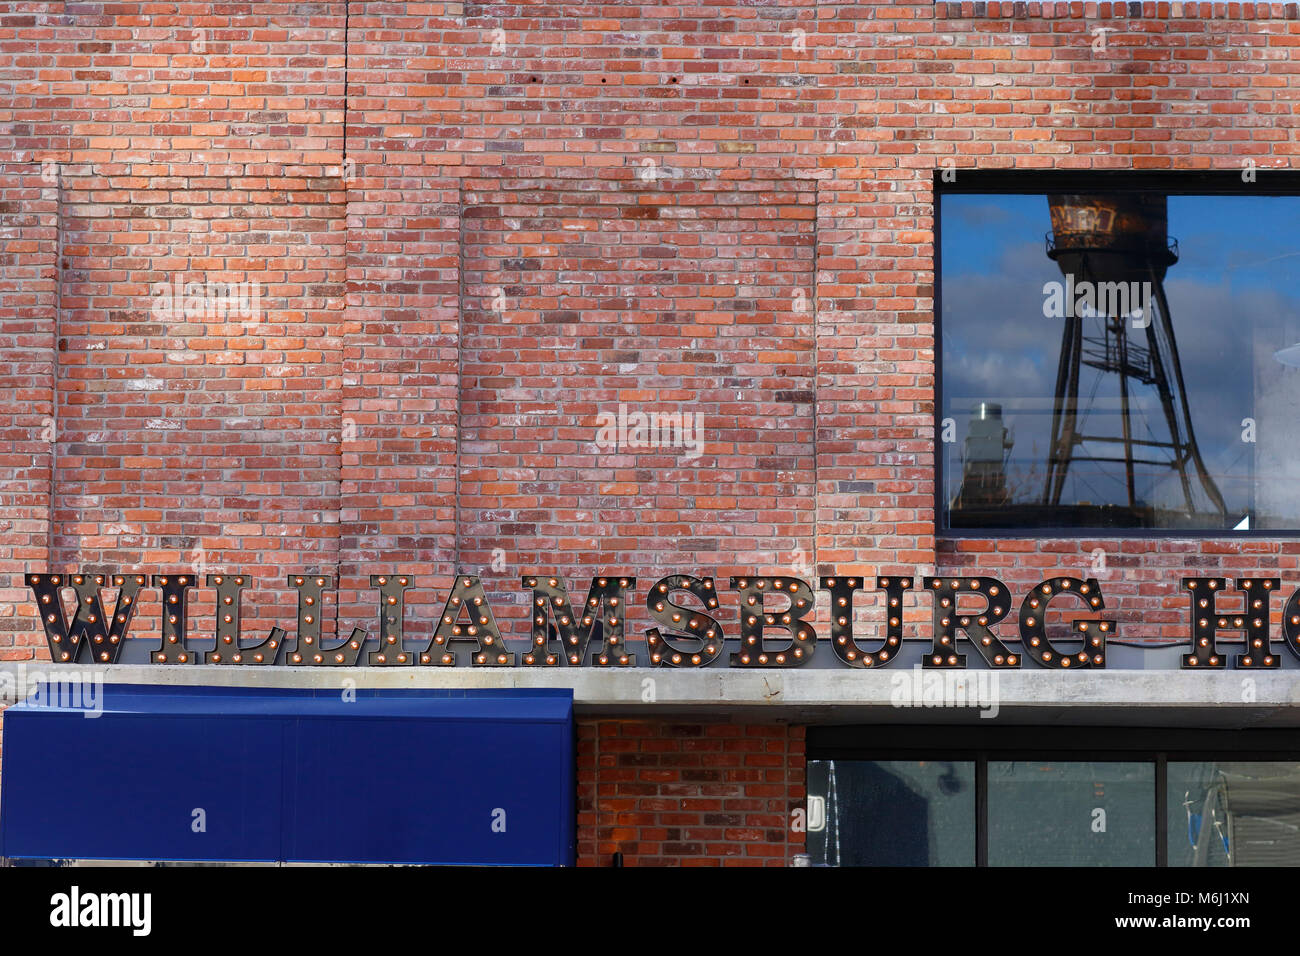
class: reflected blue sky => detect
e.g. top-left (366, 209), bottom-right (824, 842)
top-left (943, 194), bottom-right (1300, 282)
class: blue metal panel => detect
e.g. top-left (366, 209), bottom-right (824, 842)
top-left (0, 708), bottom-right (284, 862)
top-left (284, 711), bottom-right (574, 864)
top-left (0, 685), bottom-right (575, 866)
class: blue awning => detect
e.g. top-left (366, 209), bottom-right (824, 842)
top-left (0, 685), bottom-right (574, 866)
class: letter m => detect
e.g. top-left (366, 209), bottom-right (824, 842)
top-left (1095, 281), bottom-right (1128, 318)
top-left (522, 574), bottom-right (637, 666)
top-left (100, 893), bottom-right (130, 926)
top-left (26, 571), bottom-right (144, 664)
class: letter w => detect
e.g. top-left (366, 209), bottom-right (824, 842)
top-left (26, 571), bottom-right (144, 664)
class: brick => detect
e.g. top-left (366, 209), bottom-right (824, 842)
top-left (1, 0), bottom-right (1293, 866)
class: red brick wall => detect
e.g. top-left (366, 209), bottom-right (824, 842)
top-left (457, 168), bottom-right (817, 635)
top-left (578, 720), bottom-right (806, 866)
top-left (0, 162), bottom-right (57, 657)
top-left (3, 0), bottom-right (1300, 859)
top-left (1, 2), bottom-right (348, 648)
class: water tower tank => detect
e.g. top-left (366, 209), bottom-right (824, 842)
top-left (1047, 194), bottom-right (1178, 286)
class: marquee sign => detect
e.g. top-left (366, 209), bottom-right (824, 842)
top-left (21, 571), bottom-right (1292, 670)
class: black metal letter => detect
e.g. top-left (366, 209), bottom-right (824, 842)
top-left (423, 575), bottom-right (511, 666)
top-left (1017, 576), bottom-right (1112, 669)
top-left (821, 575), bottom-right (912, 668)
top-left (645, 574), bottom-right (723, 667)
top-left (26, 571), bottom-right (144, 664)
top-left (367, 573), bottom-right (414, 666)
top-left (1183, 577), bottom-right (1280, 669)
top-left (728, 575), bottom-right (816, 667)
top-left (522, 574), bottom-right (636, 666)
top-left (922, 576), bottom-right (1019, 668)
top-left (151, 573), bottom-right (197, 664)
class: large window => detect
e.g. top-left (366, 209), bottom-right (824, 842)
top-left (809, 726), bottom-right (1300, 866)
top-left (1168, 762), bottom-right (1300, 867)
top-left (987, 760), bottom-right (1154, 866)
top-left (939, 177), bottom-right (1300, 533)
top-left (806, 760), bottom-right (976, 866)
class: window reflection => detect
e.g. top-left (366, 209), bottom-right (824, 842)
top-left (1169, 762), bottom-right (1300, 866)
top-left (807, 760), bottom-right (975, 866)
top-left (941, 192), bottom-right (1300, 532)
top-left (810, 757), bottom-right (1300, 866)
top-left (987, 761), bottom-right (1154, 866)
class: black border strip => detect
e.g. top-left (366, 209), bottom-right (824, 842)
top-left (808, 724), bottom-right (1300, 755)
top-left (936, 168), bottom-right (1300, 195)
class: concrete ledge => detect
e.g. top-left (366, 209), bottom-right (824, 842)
top-left (4, 664), bottom-right (1300, 728)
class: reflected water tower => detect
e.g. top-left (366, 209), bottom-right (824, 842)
top-left (1042, 194), bottom-right (1225, 523)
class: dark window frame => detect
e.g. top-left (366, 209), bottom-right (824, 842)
top-left (809, 724), bottom-right (1300, 866)
top-left (934, 170), bottom-right (1300, 539)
